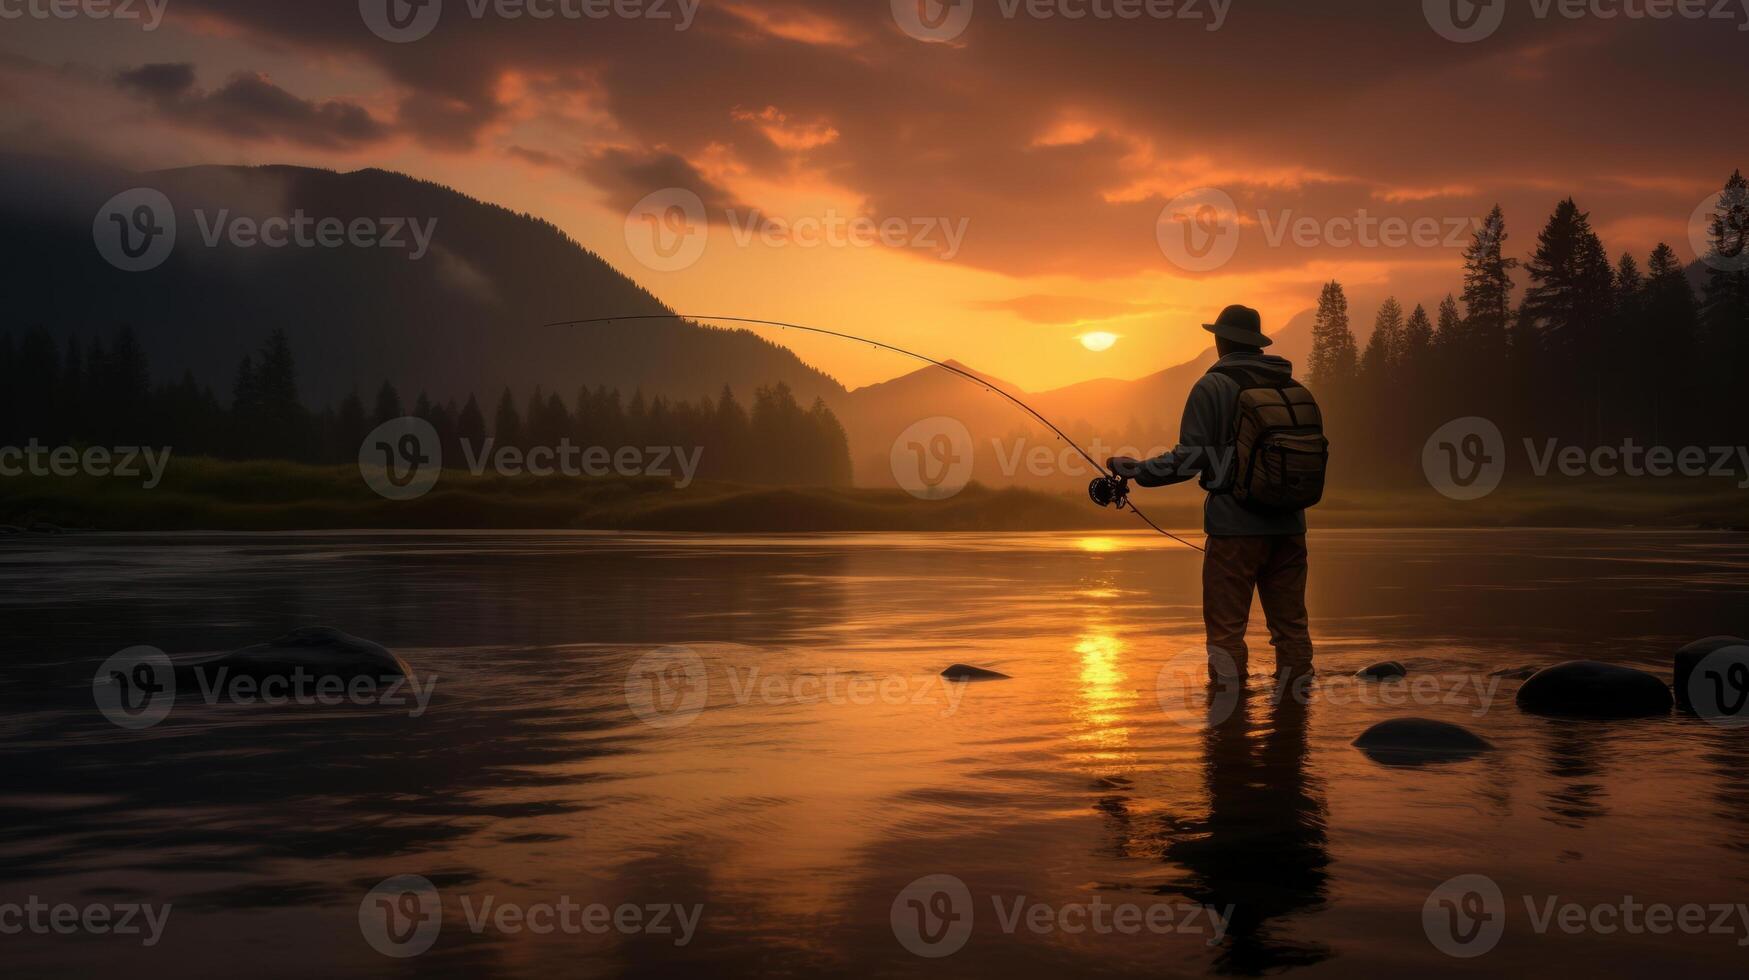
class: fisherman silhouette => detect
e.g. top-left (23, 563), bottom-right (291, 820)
top-left (1107, 305), bottom-right (1324, 686)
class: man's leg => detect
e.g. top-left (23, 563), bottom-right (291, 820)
top-left (1202, 536), bottom-right (1264, 682)
top-left (1257, 534), bottom-right (1314, 683)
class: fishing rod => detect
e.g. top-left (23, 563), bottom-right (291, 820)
top-left (541, 313), bottom-right (1206, 553)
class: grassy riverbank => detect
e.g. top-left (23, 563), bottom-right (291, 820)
top-left (2, 456), bottom-right (1744, 533)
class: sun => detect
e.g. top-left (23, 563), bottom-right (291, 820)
top-left (1079, 331), bottom-right (1119, 352)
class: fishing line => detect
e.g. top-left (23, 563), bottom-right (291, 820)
top-left (542, 313), bottom-right (1206, 553)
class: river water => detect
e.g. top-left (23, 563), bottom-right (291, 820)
top-left (3, 529), bottom-right (1747, 977)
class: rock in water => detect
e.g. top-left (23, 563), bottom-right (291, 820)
top-left (1356, 660), bottom-right (1407, 680)
top-left (181, 627), bottom-right (411, 682)
top-left (1515, 660), bottom-right (1671, 718)
top-left (1352, 717), bottom-right (1492, 766)
top-left (941, 664), bottom-right (1010, 681)
top-left (1673, 636), bottom-right (1748, 712)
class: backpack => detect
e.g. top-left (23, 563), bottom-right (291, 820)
top-left (1209, 363), bottom-right (1328, 512)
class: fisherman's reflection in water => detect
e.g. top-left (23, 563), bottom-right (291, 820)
top-left (1163, 679), bottom-right (1332, 973)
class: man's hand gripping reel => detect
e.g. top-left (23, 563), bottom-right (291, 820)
top-left (1088, 472), bottom-right (1131, 510)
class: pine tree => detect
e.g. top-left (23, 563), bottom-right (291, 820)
top-left (493, 387), bottom-right (522, 447)
top-left (1699, 169), bottom-right (1749, 365)
top-left (1307, 280), bottom-right (1358, 391)
top-left (1460, 205), bottom-right (1517, 361)
top-left (373, 380), bottom-right (403, 426)
top-left (457, 394), bottom-right (487, 448)
top-left (1645, 242), bottom-right (1700, 442)
top-left (1433, 294), bottom-right (1462, 353)
top-left (1360, 297), bottom-right (1405, 383)
top-left (1522, 198), bottom-right (1614, 437)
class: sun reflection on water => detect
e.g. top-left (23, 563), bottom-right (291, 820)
top-left (1069, 630), bottom-right (1139, 764)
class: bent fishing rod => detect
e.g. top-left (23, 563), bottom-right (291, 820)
top-left (541, 313), bottom-right (1205, 553)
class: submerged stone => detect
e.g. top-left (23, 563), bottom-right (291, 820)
top-left (180, 626), bottom-right (411, 682)
top-left (1356, 660), bottom-right (1407, 680)
top-left (940, 664), bottom-right (1010, 681)
top-left (1352, 717), bottom-right (1492, 766)
top-left (1515, 660), bottom-right (1671, 718)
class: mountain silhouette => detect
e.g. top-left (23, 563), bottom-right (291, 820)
top-left (1, 155), bottom-right (844, 410)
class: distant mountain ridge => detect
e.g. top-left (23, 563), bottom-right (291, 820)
top-left (0, 155), bottom-right (845, 410)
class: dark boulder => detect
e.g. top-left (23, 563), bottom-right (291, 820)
top-left (1356, 660), bottom-right (1407, 680)
top-left (1673, 636), bottom-right (1748, 712)
top-left (1352, 717), bottom-right (1492, 766)
top-left (941, 664), bottom-right (1010, 681)
top-left (179, 627), bottom-right (410, 683)
top-left (1515, 660), bottom-right (1671, 718)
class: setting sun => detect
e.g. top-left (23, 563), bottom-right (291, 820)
top-left (1079, 332), bottom-right (1119, 352)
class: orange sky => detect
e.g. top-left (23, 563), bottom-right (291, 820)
top-left (1, 1), bottom-right (1741, 390)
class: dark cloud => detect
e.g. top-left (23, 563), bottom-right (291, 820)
top-left (115, 63), bottom-right (389, 149)
top-left (578, 147), bottom-right (748, 220)
top-left (109, 2), bottom-right (1749, 276)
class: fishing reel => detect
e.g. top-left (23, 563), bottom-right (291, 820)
top-left (1088, 473), bottom-right (1130, 510)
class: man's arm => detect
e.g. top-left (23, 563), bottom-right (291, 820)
top-left (1108, 375), bottom-right (1227, 488)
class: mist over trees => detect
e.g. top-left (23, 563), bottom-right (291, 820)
top-left (0, 327), bottom-right (854, 487)
top-left (1305, 170), bottom-right (1748, 482)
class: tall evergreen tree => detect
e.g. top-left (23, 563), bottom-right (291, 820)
top-left (1460, 205), bottom-right (1517, 362)
top-left (1307, 280), bottom-right (1358, 391)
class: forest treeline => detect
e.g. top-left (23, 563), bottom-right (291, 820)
top-left (0, 327), bottom-right (854, 486)
top-left (1304, 170), bottom-right (1748, 481)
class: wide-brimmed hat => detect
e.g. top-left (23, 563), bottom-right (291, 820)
top-left (1202, 304), bottom-right (1272, 348)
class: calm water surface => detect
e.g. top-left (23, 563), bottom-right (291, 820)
top-left (3, 529), bottom-right (1747, 977)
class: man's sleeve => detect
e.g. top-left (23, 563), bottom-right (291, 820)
top-left (1134, 376), bottom-right (1226, 488)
